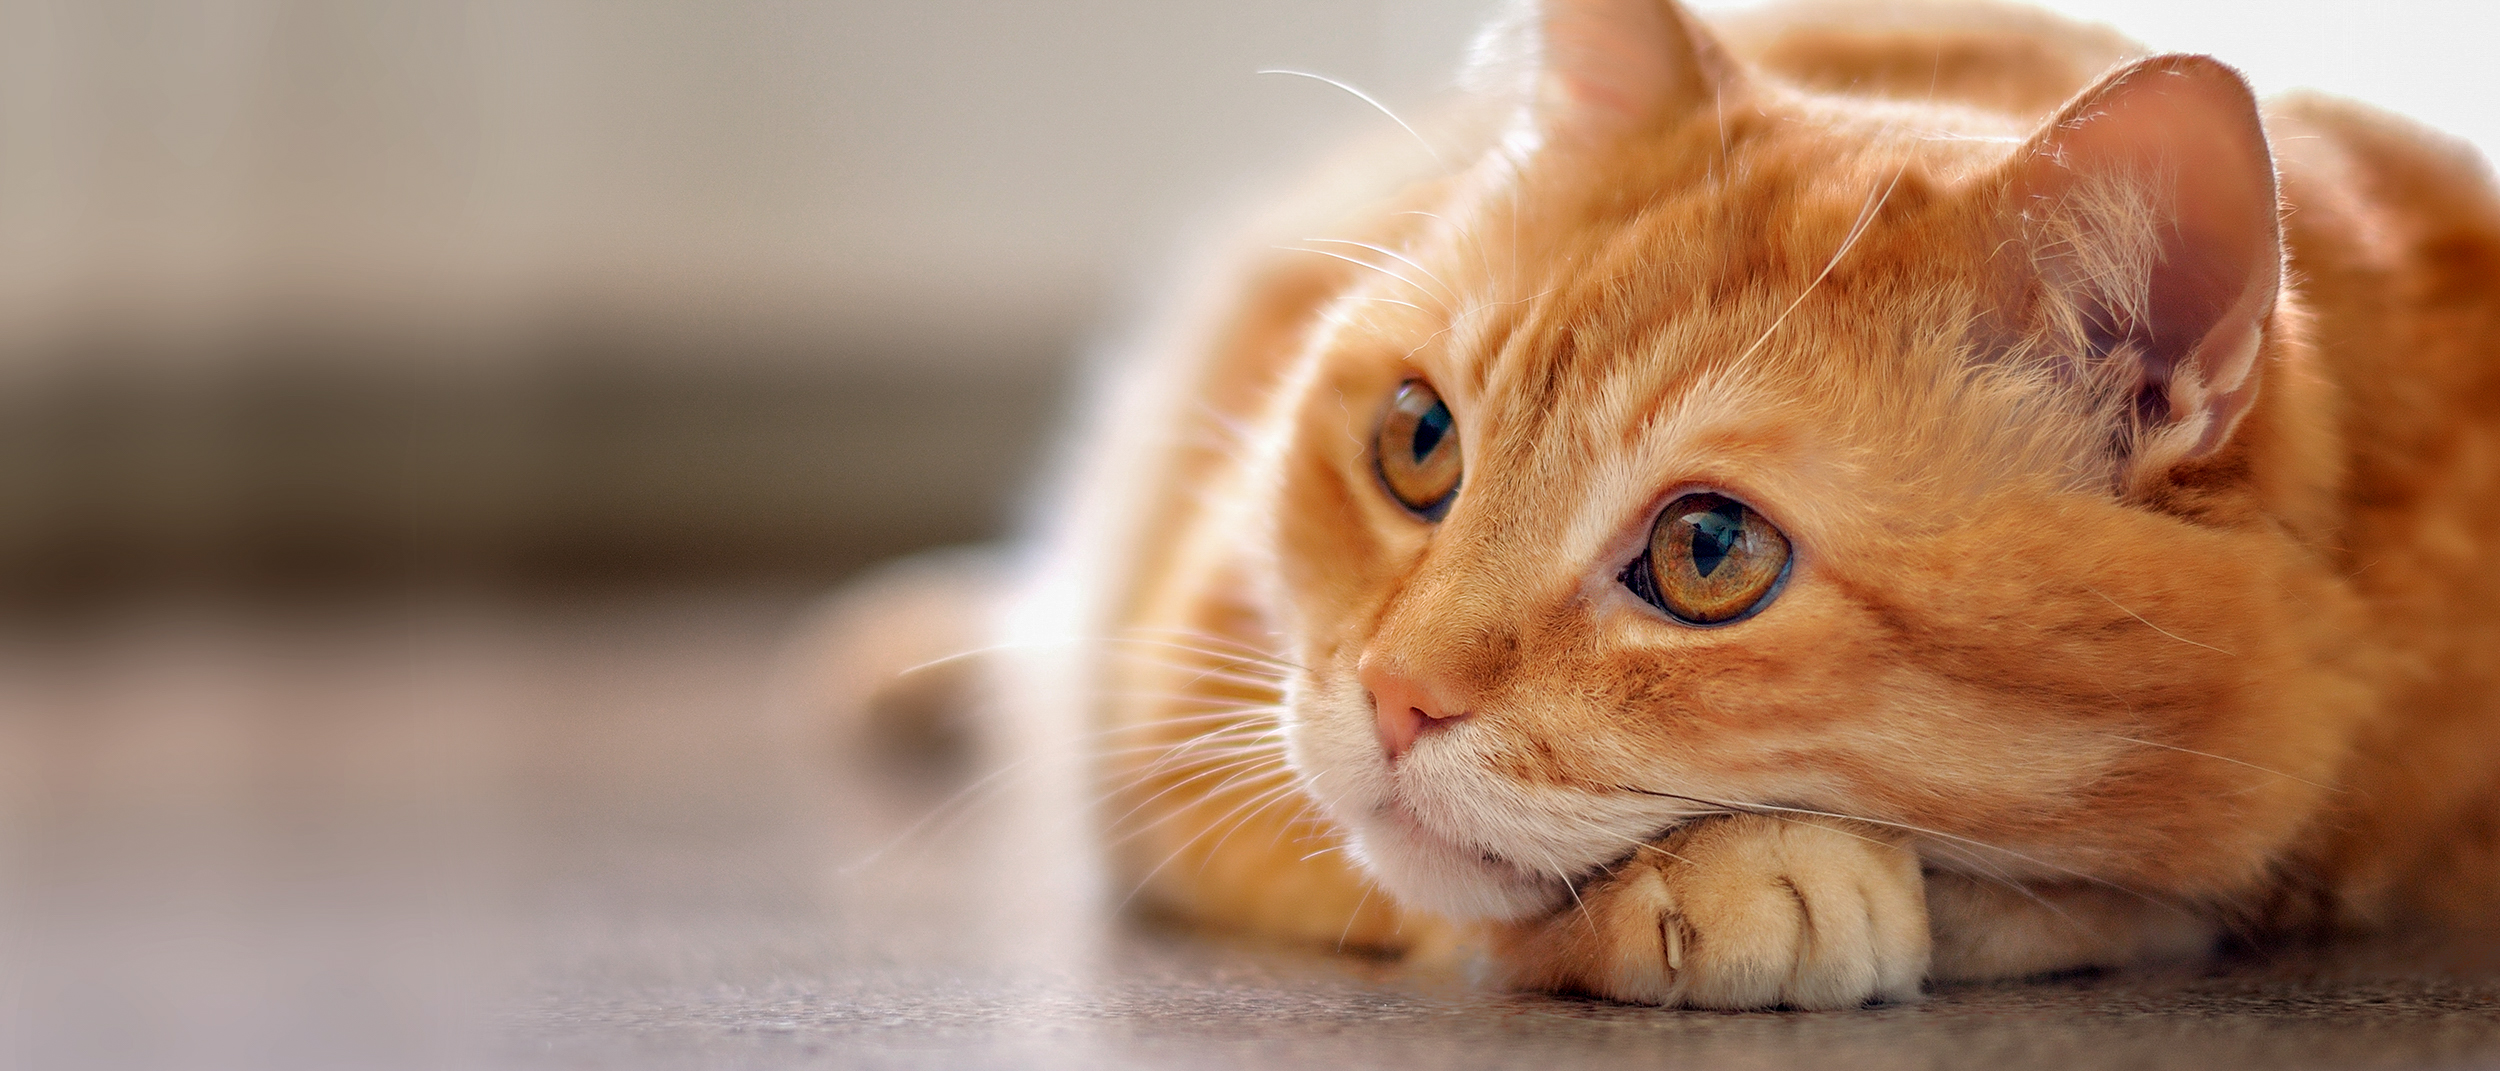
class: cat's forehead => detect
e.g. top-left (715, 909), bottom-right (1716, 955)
top-left (1419, 153), bottom-right (1975, 433)
top-left (1427, 116), bottom-right (2005, 395)
top-left (1340, 120), bottom-right (2056, 544)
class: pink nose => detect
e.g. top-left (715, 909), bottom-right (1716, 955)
top-left (1360, 661), bottom-right (1468, 762)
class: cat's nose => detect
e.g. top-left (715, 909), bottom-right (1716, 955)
top-left (1360, 661), bottom-right (1468, 763)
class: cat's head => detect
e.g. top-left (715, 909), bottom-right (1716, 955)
top-left (1260, 0), bottom-right (2360, 921)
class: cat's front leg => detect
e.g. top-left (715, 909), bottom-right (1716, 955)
top-left (1491, 813), bottom-right (1929, 1009)
top-left (1923, 870), bottom-right (2218, 981)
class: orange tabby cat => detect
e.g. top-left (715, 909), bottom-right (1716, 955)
top-left (991, 0), bottom-right (2500, 1009)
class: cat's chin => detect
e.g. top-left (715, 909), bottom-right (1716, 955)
top-left (1347, 806), bottom-right (1572, 921)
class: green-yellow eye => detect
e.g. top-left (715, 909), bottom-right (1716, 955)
top-left (1626, 493), bottom-right (1790, 625)
top-left (1375, 380), bottom-right (1461, 518)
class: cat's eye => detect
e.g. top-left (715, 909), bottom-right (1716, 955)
top-left (1623, 493), bottom-right (1791, 625)
top-left (1375, 380), bottom-right (1462, 518)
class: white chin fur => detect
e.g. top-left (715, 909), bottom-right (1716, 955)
top-left (1342, 813), bottom-right (1569, 921)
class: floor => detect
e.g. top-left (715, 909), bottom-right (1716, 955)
top-left (9, 589), bottom-right (2500, 1070)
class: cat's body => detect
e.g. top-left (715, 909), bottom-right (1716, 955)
top-left (996, 0), bottom-right (2500, 1007)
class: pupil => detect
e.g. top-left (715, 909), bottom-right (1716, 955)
top-left (1687, 505), bottom-right (1743, 578)
top-left (1410, 402), bottom-right (1451, 463)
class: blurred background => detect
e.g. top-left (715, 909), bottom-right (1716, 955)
top-left (9, 0), bottom-right (2494, 601)
top-left (0, 0), bottom-right (1499, 600)
top-left (4, 2), bottom-right (2496, 1069)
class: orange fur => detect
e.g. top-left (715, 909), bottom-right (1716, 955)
top-left (1030, 0), bottom-right (2500, 1007)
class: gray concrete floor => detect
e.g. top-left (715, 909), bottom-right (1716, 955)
top-left (10, 589), bottom-right (2500, 1070)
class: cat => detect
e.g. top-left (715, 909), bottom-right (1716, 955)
top-left (852, 0), bottom-right (2500, 1010)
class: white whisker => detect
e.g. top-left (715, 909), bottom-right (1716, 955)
top-left (1256, 68), bottom-right (1447, 171)
top-left (1729, 154), bottom-right (1910, 368)
top-left (1280, 244), bottom-right (1453, 313)
top-left (1302, 237), bottom-right (1461, 307)
top-left (2085, 586), bottom-right (2239, 657)
top-left (1615, 784), bottom-right (2195, 919)
top-left (2094, 732), bottom-right (2330, 791)
top-left (1336, 881), bottom-right (1380, 952)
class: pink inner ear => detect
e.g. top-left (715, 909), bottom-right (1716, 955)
top-left (1536, 0), bottom-right (1738, 147)
top-left (2011, 55), bottom-right (2281, 448)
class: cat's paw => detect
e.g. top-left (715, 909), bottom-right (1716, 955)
top-left (1492, 814), bottom-right (1929, 1009)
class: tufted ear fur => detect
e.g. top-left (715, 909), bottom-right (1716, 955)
top-left (1471, 0), bottom-right (1745, 152)
top-left (1999, 54), bottom-right (2283, 476)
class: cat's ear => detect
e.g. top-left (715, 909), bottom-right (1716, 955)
top-left (1470, 0), bottom-right (1744, 151)
top-left (1999, 54), bottom-right (2282, 472)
